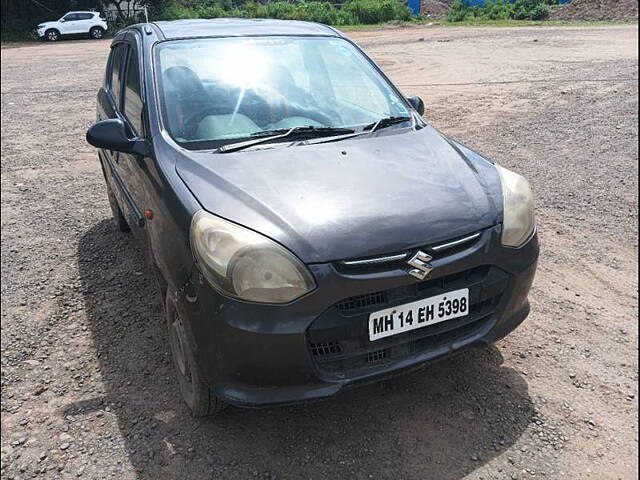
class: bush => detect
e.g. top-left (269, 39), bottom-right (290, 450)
top-left (0, 16), bottom-right (38, 41)
top-left (109, 11), bottom-right (148, 33)
top-left (511, 0), bottom-right (550, 20)
top-left (2, 0), bottom-right (416, 40)
top-left (172, 0), bottom-right (413, 26)
top-left (0, 25), bottom-right (37, 42)
top-left (293, 1), bottom-right (341, 25)
top-left (342, 0), bottom-right (412, 24)
top-left (446, 1), bottom-right (472, 22)
top-left (7, 0), bottom-right (414, 39)
top-left (240, 1), bottom-right (336, 23)
top-left (157, 5), bottom-right (200, 20)
top-left (483, 1), bottom-right (513, 19)
top-left (254, 1), bottom-right (299, 19)
top-left (447, 0), bottom-right (552, 22)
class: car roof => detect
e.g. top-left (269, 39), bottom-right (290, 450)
top-left (150, 18), bottom-right (341, 40)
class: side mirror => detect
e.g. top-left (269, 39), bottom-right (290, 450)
top-left (59, 18), bottom-right (66, 22)
top-left (86, 119), bottom-right (149, 156)
top-left (407, 96), bottom-right (425, 116)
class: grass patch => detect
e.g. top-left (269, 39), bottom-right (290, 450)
top-left (339, 17), bottom-right (636, 30)
top-left (147, 0), bottom-right (412, 26)
top-left (441, 17), bottom-right (637, 26)
top-left (0, 29), bottom-right (37, 43)
top-left (447, 0), bottom-right (555, 22)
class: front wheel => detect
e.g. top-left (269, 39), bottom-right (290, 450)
top-left (105, 183), bottom-right (130, 233)
top-left (45, 29), bottom-right (60, 42)
top-left (89, 27), bottom-right (105, 39)
top-left (166, 294), bottom-right (227, 417)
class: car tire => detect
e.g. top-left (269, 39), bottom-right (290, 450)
top-left (105, 183), bottom-right (130, 233)
top-left (166, 293), bottom-right (227, 417)
top-left (45, 29), bottom-right (60, 42)
top-left (89, 27), bottom-right (105, 40)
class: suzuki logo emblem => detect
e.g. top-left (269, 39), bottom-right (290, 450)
top-left (407, 250), bottom-right (433, 280)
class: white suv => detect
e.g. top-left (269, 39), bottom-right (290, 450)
top-left (37, 11), bottom-right (108, 42)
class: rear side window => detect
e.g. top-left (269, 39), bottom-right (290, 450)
top-left (123, 48), bottom-right (144, 135)
top-left (109, 44), bottom-right (127, 109)
top-left (77, 13), bottom-right (93, 20)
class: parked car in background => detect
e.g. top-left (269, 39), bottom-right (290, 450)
top-left (86, 19), bottom-right (538, 416)
top-left (37, 11), bottom-right (107, 41)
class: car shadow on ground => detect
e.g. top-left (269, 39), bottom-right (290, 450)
top-left (69, 219), bottom-right (533, 479)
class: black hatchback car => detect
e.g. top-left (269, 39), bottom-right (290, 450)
top-left (86, 19), bottom-right (538, 416)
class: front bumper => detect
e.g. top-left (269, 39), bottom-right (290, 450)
top-left (178, 225), bottom-right (538, 407)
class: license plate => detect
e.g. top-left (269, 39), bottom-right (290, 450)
top-left (368, 288), bottom-right (469, 341)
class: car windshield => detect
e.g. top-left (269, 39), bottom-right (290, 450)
top-left (155, 36), bottom-right (410, 150)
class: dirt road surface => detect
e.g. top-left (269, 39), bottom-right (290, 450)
top-left (1, 25), bottom-right (638, 480)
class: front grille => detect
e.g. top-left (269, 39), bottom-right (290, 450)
top-left (336, 266), bottom-right (489, 315)
top-left (335, 290), bottom-right (388, 312)
top-left (335, 255), bottom-right (408, 275)
top-left (335, 230), bottom-right (484, 275)
top-left (366, 348), bottom-right (390, 364)
top-left (307, 266), bottom-right (509, 381)
top-left (309, 341), bottom-right (342, 356)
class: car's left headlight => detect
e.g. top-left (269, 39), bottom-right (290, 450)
top-left (190, 210), bottom-right (316, 303)
top-left (496, 164), bottom-right (535, 248)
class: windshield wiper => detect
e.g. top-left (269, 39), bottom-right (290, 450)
top-left (306, 116), bottom-right (414, 146)
top-left (216, 126), bottom-right (355, 153)
top-left (363, 116), bottom-right (412, 133)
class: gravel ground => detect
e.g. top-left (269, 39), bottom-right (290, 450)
top-left (549, 0), bottom-right (638, 21)
top-left (1, 25), bottom-right (638, 480)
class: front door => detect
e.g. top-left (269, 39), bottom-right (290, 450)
top-left (100, 42), bottom-right (146, 238)
top-left (114, 37), bottom-right (150, 249)
top-left (100, 35), bottom-right (155, 265)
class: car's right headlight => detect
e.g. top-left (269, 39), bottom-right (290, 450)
top-left (190, 210), bottom-right (316, 304)
top-left (496, 164), bottom-right (535, 248)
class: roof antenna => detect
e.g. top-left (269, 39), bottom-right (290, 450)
top-left (143, 6), bottom-right (152, 34)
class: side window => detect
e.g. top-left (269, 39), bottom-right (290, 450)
top-left (109, 44), bottom-right (127, 110)
top-left (77, 13), bottom-right (93, 20)
top-left (123, 46), bottom-right (144, 135)
top-left (63, 13), bottom-right (77, 21)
